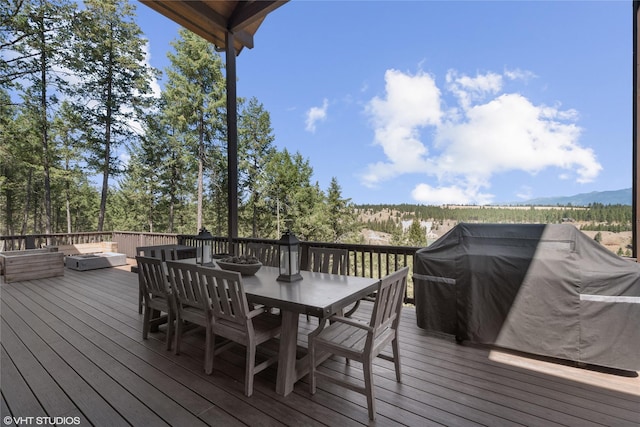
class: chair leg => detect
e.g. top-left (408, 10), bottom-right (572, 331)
top-left (205, 332), bottom-right (216, 375)
top-left (204, 323), bottom-right (213, 373)
top-left (174, 316), bottom-right (183, 355)
top-left (138, 283), bottom-right (144, 314)
top-left (392, 336), bottom-right (402, 382)
top-left (309, 339), bottom-right (316, 394)
top-left (165, 310), bottom-right (174, 351)
top-left (363, 359), bottom-right (376, 420)
top-left (245, 344), bottom-right (256, 397)
top-left (142, 305), bottom-right (150, 340)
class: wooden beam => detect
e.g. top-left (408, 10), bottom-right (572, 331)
top-left (228, 1), bottom-right (288, 32)
top-left (140, 1), bottom-right (227, 48)
top-left (234, 30), bottom-right (254, 50)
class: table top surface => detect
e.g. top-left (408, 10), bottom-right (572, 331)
top-left (243, 266), bottom-right (379, 317)
top-left (176, 260), bottom-right (380, 318)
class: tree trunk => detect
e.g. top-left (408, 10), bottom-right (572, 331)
top-left (39, 16), bottom-right (52, 240)
top-left (98, 41), bottom-right (114, 232)
top-left (168, 194), bottom-right (175, 233)
top-left (5, 187), bottom-right (13, 235)
top-left (252, 193), bottom-right (257, 237)
top-left (65, 159), bottom-right (72, 233)
top-left (20, 169), bottom-right (32, 234)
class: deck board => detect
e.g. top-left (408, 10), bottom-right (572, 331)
top-left (0, 346), bottom-right (48, 421)
top-left (1, 320), bottom-right (85, 423)
top-left (1, 267), bottom-right (639, 426)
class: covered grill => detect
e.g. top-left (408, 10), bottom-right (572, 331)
top-left (413, 223), bottom-right (640, 371)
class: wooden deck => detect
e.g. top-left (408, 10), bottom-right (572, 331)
top-left (1, 266), bottom-right (639, 426)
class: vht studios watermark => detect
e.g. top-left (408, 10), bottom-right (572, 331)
top-left (3, 416), bottom-right (81, 426)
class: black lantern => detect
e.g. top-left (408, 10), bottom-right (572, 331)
top-left (194, 227), bottom-right (213, 265)
top-left (277, 230), bottom-right (302, 282)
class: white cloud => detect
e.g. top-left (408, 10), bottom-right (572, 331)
top-left (360, 69), bottom-right (441, 187)
top-left (361, 68), bottom-right (602, 205)
top-left (305, 98), bottom-right (329, 132)
top-left (446, 70), bottom-right (503, 110)
top-left (118, 152), bottom-right (130, 171)
top-left (504, 68), bottom-right (537, 83)
top-left (143, 41), bottom-right (162, 99)
top-left (433, 93), bottom-right (600, 183)
top-left (516, 186), bottom-right (533, 200)
top-left (411, 183), bottom-right (493, 205)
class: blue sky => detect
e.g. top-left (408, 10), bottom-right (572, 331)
top-left (135, 1), bottom-right (631, 206)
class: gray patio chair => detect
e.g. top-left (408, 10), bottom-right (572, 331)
top-left (136, 255), bottom-right (176, 351)
top-left (166, 261), bottom-right (213, 366)
top-left (245, 242), bottom-right (279, 267)
top-left (198, 267), bottom-right (282, 397)
top-left (306, 247), bottom-right (348, 274)
top-left (308, 266), bottom-right (409, 420)
top-left (305, 247), bottom-right (349, 319)
top-left (136, 246), bottom-right (177, 313)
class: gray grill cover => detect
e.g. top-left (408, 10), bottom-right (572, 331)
top-left (414, 223), bottom-right (640, 371)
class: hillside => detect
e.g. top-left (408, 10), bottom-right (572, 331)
top-left (513, 188), bottom-right (631, 206)
top-left (356, 193), bottom-right (633, 255)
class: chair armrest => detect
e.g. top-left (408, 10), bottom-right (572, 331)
top-left (329, 315), bottom-right (374, 332)
top-left (247, 307), bottom-right (268, 318)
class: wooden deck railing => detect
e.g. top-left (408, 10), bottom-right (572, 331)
top-left (174, 235), bottom-right (420, 303)
top-left (0, 232), bottom-right (114, 251)
top-left (112, 231), bottom-right (183, 257)
top-left (1, 231), bottom-right (421, 303)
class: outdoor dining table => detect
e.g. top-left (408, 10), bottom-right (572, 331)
top-left (243, 265), bottom-right (380, 396)
top-left (176, 259), bottom-right (380, 396)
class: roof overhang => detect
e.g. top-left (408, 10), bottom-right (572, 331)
top-left (139, 0), bottom-right (288, 54)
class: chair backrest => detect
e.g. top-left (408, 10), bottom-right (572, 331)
top-left (136, 255), bottom-right (172, 300)
top-left (307, 247), bottom-right (349, 275)
top-left (166, 261), bottom-right (208, 312)
top-left (369, 267), bottom-right (409, 333)
top-left (245, 242), bottom-right (278, 267)
top-left (198, 267), bottom-right (251, 330)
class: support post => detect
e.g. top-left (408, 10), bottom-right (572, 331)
top-left (634, 2), bottom-right (640, 259)
top-left (226, 31), bottom-right (239, 248)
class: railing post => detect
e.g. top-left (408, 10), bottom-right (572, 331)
top-left (25, 236), bottom-right (36, 249)
top-left (300, 242), bottom-right (309, 270)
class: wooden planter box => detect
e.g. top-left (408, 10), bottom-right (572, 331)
top-left (0, 248), bottom-right (64, 283)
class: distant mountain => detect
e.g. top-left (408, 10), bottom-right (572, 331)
top-left (514, 188), bottom-right (631, 206)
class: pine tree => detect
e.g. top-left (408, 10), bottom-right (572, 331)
top-left (594, 231), bottom-right (602, 244)
top-left (51, 101), bottom-right (87, 233)
top-left (4, 0), bottom-right (75, 235)
top-left (163, 28), bottom-right (225, 232)
top-left (238, 97), bottom-right (276, 238)
top-left (326, 177), bottom-right (357, 243)
top-left (64, 0), bottom-right (157, 231)
top-left (407, 218), bottom-right (427, 247)
top-left (262, 149), bottom-right (320, 239)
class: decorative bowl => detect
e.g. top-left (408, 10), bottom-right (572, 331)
top-left (217, 258), bottom-right (262, 276)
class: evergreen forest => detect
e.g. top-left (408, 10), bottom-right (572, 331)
top-left (0, 0), bottom-right (358, 243)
